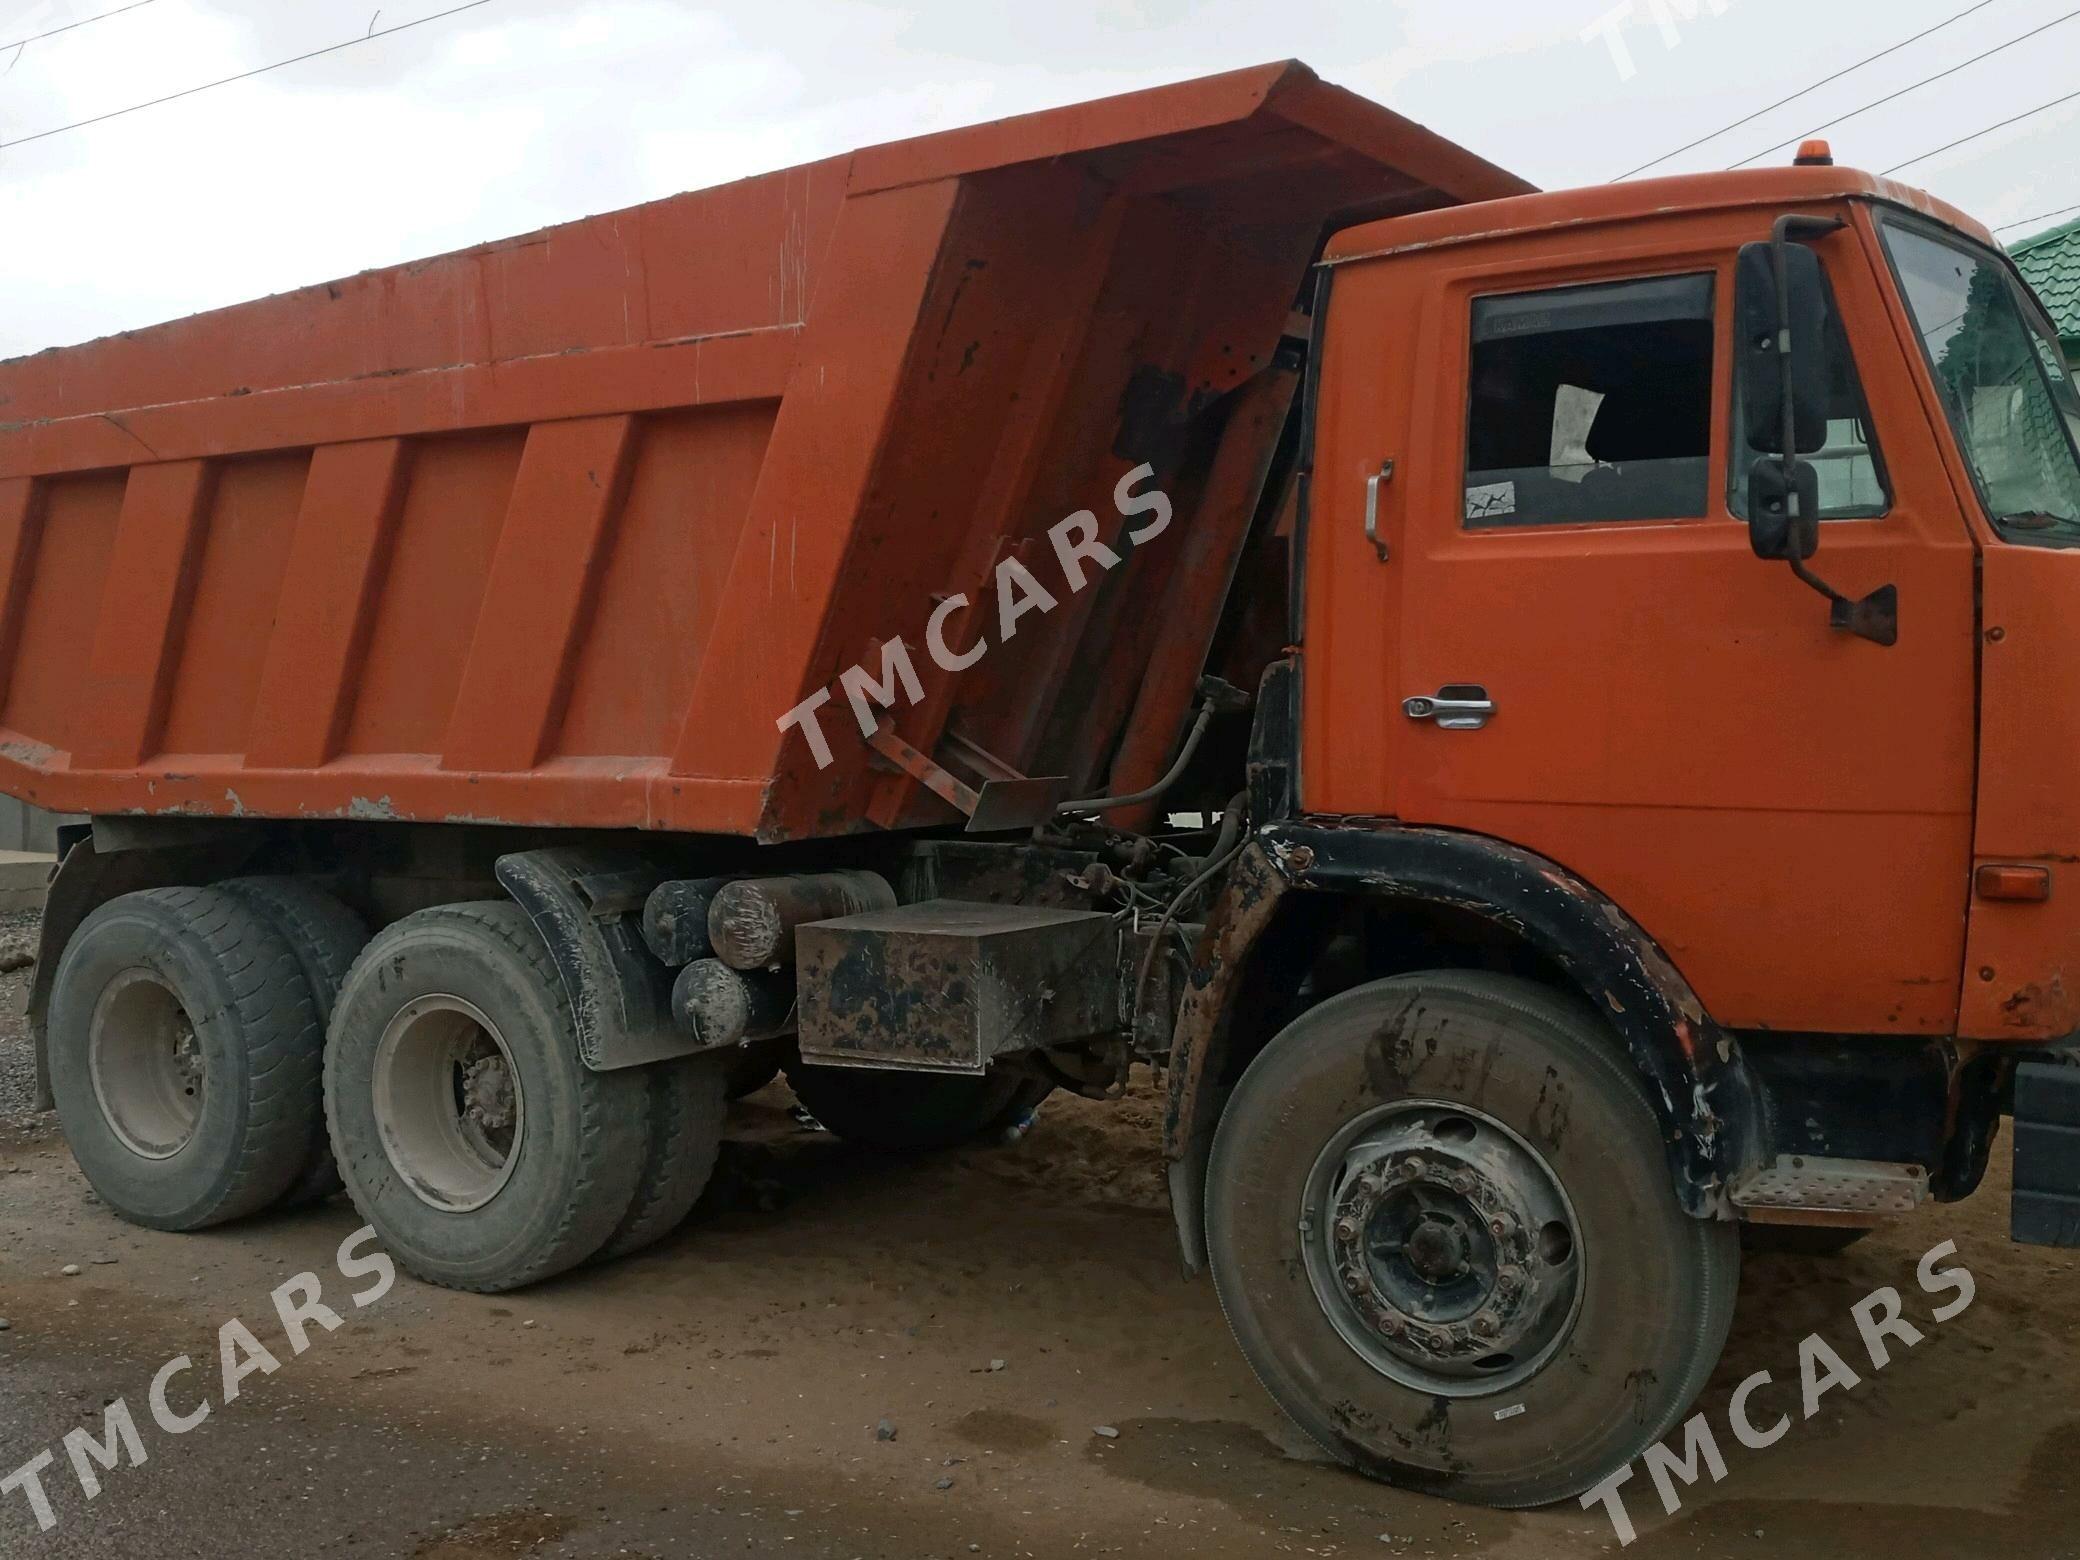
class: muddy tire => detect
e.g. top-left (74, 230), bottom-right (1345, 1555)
top-left (47, 887), bottom-right (325, 1231)
top-left (1742, 1223), bottom-right (1871, 1256)
top-left (1205, 971), bottom-right (1738, 1509)
top-left (325, 902), bottom-right (647, 1292)
top-left (596, 1055), bottom-right (727, 1262)
top-left (217, 877), bottom-right (368, 1208)
top-left (783, 1060), bottom-right (1023, 1151)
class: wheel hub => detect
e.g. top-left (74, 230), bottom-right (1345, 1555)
top-left (371, 995), bottom-right (526, 1213)
top-left (1305, 1102), bottom-right (1581, 1395)
top-left (461, 1053), bottom-right (516, 1134)
top-left (89, 971), bottom-right (207, 1161)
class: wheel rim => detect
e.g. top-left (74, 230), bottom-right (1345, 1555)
top-left (89, 969), bottom-right (206, 1160)
top-left (372, 995), bottom-right (525, 1213)
top-left (1300, 1100), bottom-right (1583, 1397)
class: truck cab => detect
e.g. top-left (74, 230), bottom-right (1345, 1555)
top-left (1169, 150), bottom-right (2080, 1507)
top-left (1307, 158), bottom-right (2080, 1061)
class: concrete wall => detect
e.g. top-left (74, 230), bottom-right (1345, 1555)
top-left (0, 795), bottom-right (80, 855)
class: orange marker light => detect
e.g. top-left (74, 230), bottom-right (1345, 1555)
top-left (1975, 864), bottom-right (2053, 902)
top-left (1794, 139), bottom-right (1835, 167)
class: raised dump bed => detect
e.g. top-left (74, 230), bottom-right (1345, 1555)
top-left (0, 61), bottom-right (1527, 843)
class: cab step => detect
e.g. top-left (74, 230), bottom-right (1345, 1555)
top-left (2012, 1058), bottom-right (2080, 1248)
top-left (1729, 1154), bottom-right (1929, 1217)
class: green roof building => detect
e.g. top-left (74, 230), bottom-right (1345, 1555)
top-left (2012, 215), bottom-right (2080, 362)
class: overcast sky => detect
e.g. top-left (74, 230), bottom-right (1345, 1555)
top-left (2, 0), bottom-right (2075, 361)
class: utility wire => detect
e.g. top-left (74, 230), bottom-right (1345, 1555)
top-left (0, 0), bottom-right (495, 151)
top-left (1729, 5), bottom-right (2080, 169)
top-left (1882, 85), bottom-right (2080, 174)
top-left (1996, 200), bottom-right (2080, 234)
top-left (1613, 0), bottom-right (2001, 181)
top-left (2, 0), bottom-right (157, 55)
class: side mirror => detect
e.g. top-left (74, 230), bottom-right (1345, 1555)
top-left (1746, 456), bottom-right (1819, 560)
top-left (1736, 239), bottom-right (1830, 456)
top-left (1736, 214), bottom-right (1896, 647)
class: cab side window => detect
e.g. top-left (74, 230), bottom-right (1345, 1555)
top-left (1730, 262), bottom-right (1889, 520)
top-left (1464, 273), bottom-right (1714, 529)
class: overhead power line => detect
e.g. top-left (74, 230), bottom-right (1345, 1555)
top-left (0, 0), bottom-right (496, 152)
top-left (1728, 4), bottom-right (2080, 169)
top-left (1882, 85), bottom-right (2080, 175)
top-left (1613, 0), bottom-right (2000, 181)
top-left (2, 0), bottom-right (158, 56)
top-left (1996, 200), bottom-right (2080, 234)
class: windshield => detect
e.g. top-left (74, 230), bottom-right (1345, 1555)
top-left (1881, 218), bottom-right (2080, 544)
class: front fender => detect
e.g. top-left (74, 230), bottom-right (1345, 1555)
top-left (1164, 820), bottom-right (1764, 1267)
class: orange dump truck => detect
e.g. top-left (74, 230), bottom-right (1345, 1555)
top-left (7, 61), bottom-right (2080, 1507)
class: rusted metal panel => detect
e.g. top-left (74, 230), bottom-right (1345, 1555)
top-left (1162, 840), bottom-right (1291, 1152)
top-left (0, 65), bottom-right (1529, 841)
top-left (797, 899), bottom-right (1118, 1072)
top-left (1105, 366), bottom-right (1300, 830)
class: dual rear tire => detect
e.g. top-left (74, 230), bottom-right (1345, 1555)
top-left (323, 902), bottom-right (726, 1291)
top-left (48, 887), bottom-right (330, 1230)
top-left (51, 889), bottom-right (727, 1291)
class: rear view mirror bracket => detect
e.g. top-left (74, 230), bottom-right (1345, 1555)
top-left (1741, 214), bottom-right (1898, 648)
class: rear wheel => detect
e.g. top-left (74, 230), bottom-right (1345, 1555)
top-left (217, 877), bottom-right (368, 1208)
top-left (783, 1060), bottom-right (1022, 1151)
top-left (48, 888), bottom-right (324, 1231)
top-left (596, 1055), bottom-right (727, 1261)
top-left (1205, 972), bottom-right (1738, 1509)
top-left (326, 902), bottom-right (646, 1292)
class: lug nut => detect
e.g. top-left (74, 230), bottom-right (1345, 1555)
top-left (1473, 1314), bottom-right (1499, 1338)
top-left (1450, 1172), bottom-right (1475, 1194)
top-left (1335, 1218), bottom-right (1358, 1242)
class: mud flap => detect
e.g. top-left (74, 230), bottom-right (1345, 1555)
top-left (494, 847), bottom-right (693, 1072)
top-left (2012, 1059), bottom-right (2080, 1247)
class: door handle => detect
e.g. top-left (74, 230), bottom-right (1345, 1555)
top-left (1364, 459), bottom-right (1394, 563)
top-left (1404, 686), bottom-right (1495, 730)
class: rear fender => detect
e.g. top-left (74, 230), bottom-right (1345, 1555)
top-left (494, 846), bottom-right (696, 1071)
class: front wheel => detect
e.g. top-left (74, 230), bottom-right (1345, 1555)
top-left (1205, 972), bottom-right (1737, 1509)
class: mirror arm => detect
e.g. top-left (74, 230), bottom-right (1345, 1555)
top-left (1768, 215), bottom-right (1895, 647)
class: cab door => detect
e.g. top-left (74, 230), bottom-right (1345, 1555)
top-left (1305, 209), bottom-right (1979, 1036)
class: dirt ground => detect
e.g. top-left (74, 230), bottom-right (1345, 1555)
top-left (3, 939), bottom-right (2077, 1559)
